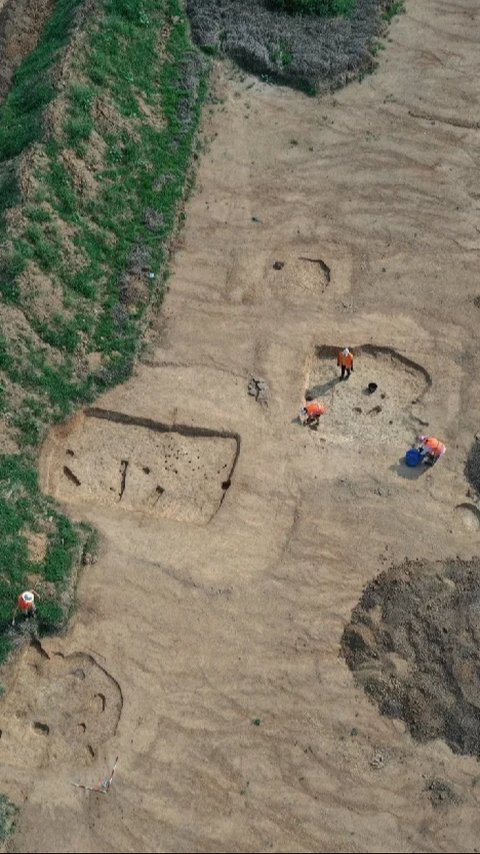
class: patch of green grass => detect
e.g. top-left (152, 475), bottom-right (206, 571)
top-left (0, 454), bottom-right (82, 641)
top-left (371, 39), bottom-right (386, 56)
top-left (383, 0), bottom-right (405, 22)
top-left (0, 792), bottom-right (18, 842)
top-left (25, 223), bottom-right (63, 272)
top-left (26, 205), bottom-right (52, 223)
top-left (271, 39), bottom-right (294, 68)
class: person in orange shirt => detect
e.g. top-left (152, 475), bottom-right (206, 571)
top-left (337, 347), bottom-right (354, 380)
top-left (419, 435), bottom-right (446, 465)
top-left (299, 401), bottom-right (327, 428)
top-left (12, 589), bottom-right (40, 626)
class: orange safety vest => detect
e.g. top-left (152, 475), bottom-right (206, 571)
top-left (423, 437), bottom-right (446, 457)
top-left (306, 402), bottom-right (326, 418)
top-left (18, 591), bottom-right (35, 612)
top-left (338, 351), bottom-right (354, 369)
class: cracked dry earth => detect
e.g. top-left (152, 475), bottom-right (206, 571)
top-left (3, 1), bottom-right (480, 852)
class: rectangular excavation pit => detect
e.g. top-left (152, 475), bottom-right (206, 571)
top-left (42, 408), bottom-right (240, 525)
top-left (305, 344), bottom-right (431, 446)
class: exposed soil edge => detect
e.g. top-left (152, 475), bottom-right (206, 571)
top-left (0, 0), bottom-right (54, 105)
top-left (314, 343), bottom-right (432, 396)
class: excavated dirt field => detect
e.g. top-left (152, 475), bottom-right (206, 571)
top-left (1, 640), bottom-right (123, 768)
top-left (2, 1), bottom-right (480, 853)
top-left (306, 344), bottom-right (430, 448)
top-left (42, 409), bottom-right (239, 525)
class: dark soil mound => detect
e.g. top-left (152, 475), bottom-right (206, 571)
top-left (465, 437), bottom-right (480, 495)
top-left (186, 0), bottom-right (394, 93)
top-left (342, 557), bottom-right (480, 756)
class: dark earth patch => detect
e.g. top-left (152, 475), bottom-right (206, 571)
top-left (425, 777), bottom-right (460, 809)
top-left (342, 557), bottom-right (480, 757)
top-left (465, 437), bottom-right (480, 496)
top-left (187, 0), bottom-right (398, 93)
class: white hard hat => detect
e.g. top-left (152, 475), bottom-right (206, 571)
top-left (342, 348), bottom-right (350, 356)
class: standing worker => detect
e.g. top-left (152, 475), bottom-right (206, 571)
top-left (299, 401), bottom-right (327, 428)
top-left (419, 435), bottom-right (446, 465)
top-left (12, 590), bottom-right (40, 626)
top-left (338, 347), bottom-right (354, 381)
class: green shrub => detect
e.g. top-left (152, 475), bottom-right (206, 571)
top-left (0, 793), bottom-right (18, 842)
top-left (383, 0), bottom-right (405, 21)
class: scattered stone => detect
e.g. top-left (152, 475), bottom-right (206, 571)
top-left (369, 752), bottom-right (384, 769)
top-left (251, 216), bottom-right (262, 223)
top-left (426, 778), bottom-right (459, 809)
top-left (272, 261), bottom-right (284, 270)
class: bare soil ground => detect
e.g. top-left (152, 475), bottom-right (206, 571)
top-left (43, 409), bottom-right (239, 524)
top-left (2, 1), bottom-right (480, 852)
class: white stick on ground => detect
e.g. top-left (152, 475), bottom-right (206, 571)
top-left (72, 757), bottom-right (118, 794)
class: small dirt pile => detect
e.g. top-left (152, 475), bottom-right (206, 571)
top-left (342, 557), bottom-right (480, 757)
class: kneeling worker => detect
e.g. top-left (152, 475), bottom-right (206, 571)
top-left (299, 401), bottom-right (327, 428)
top-left (338, 347), bottom-right (354, 380)
top-left (419, 435), bottom-right (446, 465)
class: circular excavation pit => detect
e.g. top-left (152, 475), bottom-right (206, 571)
top-left (41, 408), bottom-right (240, 525)
top-left (342, 557), bottom-right (480, 757)
top-left (454, 503), bottom-right (480, 533)
top-left (306, 345), bottom-right (431, 447)
top-left (1, 642), bottom-right (122, 767)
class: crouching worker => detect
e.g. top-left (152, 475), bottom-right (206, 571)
top-left (299, 401), bottom-right (327, 428)
top-left (419, 435), bottom-right (446, 466)
top-left (12, 590), bottom-right (40, 626)
top-left (338, 347), bottom-right (354, 380)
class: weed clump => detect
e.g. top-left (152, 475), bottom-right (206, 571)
top-left (0, 793), bottom-right (18, 842)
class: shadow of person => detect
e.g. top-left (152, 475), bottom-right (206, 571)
top-left (389, 455), bottom-right (429, 480)
top-left (308, 377), bottom-right (339, 397)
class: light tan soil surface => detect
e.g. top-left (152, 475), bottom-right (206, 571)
top-left (3, 1), bottom-right (480, 851)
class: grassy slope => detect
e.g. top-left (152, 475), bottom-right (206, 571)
top-left (0, 0), bottom-right (207, 662)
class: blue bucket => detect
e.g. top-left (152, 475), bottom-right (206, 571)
top-left (405, 448), bottom-right (422, 467)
